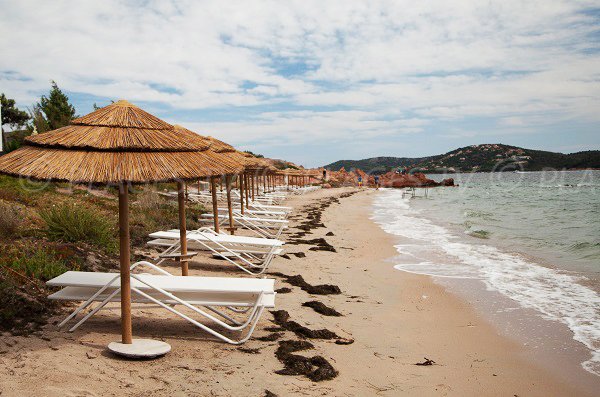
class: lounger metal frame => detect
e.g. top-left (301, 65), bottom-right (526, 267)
top-left (148, 228), bottom-right (281, 275)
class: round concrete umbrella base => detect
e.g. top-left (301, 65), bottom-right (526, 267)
top-left (108, 339), bottom-right (171, 359)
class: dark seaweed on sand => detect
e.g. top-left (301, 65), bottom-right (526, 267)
top-left (269, 310), bottom-right (339, 339)
top-left (302, 300), bottom-right (342, 316)
top-left (237, 347), bottom-right (261, 354)
top-left (256, 332), bottom-right (285, 342)
top-left (269, 272), bottom-right (341, 295)
top-left (274, 340), bottom-right (338, 382)
top-left (286, 192), bottom-right (356, 240)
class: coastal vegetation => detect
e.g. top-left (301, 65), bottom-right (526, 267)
top-left (0, 175), bottom-right (207, 332)
top-left (325, 144), bottom-right (600, 173)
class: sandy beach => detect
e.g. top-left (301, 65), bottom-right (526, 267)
top-left (0, 187), bottom-right (594, 396)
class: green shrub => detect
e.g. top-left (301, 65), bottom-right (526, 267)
top-left (3, 247), bottom-right (69, 281)
top-left (3, 140), bottom-right (22, 153)
top-left (40, 203), bottom-right (116, 253)
top-left (0, 201), bottom-right (22, 238)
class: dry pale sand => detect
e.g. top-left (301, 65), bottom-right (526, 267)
top-left (0, 187), bottom-right (593, 396)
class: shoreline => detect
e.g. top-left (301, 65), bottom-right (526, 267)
top-left (0, 187), bottom-right (595, 396)
top-left (372, 187), bottom-right (600, 393)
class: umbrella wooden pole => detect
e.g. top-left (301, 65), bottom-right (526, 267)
top-left (239, 173), bottom-right (245, 215)
top-left (251, 175), bottom-right (255, 201)
top-left (245, 174), bottom-right (250, 207)
top-left (210, 177), bottom-right (220, 233)
top-left (118, 184), bottom-right (132, 345)
top-left (225, 175), bottom-right (235, 235)
top-left (177, 181), bottom-right (188, 276)
top-left (263, 175), bottom-right (267, 194)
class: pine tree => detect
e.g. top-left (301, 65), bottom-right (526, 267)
top-left (1, 93), bottom-right (31, 150)
top-left (28, 104), bottom-right (50, 134)
top-left (39, 81), bottom-right (76, 130)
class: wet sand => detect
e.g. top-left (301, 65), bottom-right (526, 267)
top-left (0, 187), bottom-right (594, 396)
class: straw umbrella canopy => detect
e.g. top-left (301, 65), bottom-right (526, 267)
top-left (177, 130), bottom-right (273, 214)
top-left (278, 168), bottom-right (315, 188)
top-left (0, 100), bottom-right (242, 357)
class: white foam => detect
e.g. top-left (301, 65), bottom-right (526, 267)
top-left (372, 190), bottom-right (600, 377)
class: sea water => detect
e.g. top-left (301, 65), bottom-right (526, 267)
top-left (371, 170), bottom-right (600, 377)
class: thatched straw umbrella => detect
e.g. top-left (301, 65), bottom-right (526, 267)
top-left (0, 100), bottom-right (241, 357)
top-left (186, 133), bottom-right (271, 216)
top-left (278, 168), bottom-right (306, 189)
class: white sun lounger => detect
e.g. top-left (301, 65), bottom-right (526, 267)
top-left (201, 213), bottom-right (289, 239)
top-left (47, 262), bottom-right (275, 344)
top-left (218, 207), bottom-right (288, 219)
top-left (148, 228), bottom-right (284, 275)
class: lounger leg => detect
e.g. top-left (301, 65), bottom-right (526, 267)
top-left (69, 288), bottom-right (121, 332)
top-left (58, 275), bottom-right (120, 328)
top-left (130, 288), bottom-right (264, 344)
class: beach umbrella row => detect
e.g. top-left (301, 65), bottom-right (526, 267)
top-left (0, 100), bottom-right (243, 357)
top-left (0, 99), bottom-right (315, 357)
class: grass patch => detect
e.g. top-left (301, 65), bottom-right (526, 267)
top-left (40, 203), bottom-right (117, 253)
top-left (0, 174), bottom-right (55, 205)
top-left (1, 246), bottom-right (71, 281)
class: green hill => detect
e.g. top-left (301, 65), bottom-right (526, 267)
top-left (324, 156), bottom-right (432, 174)
top-left (324, 144), bottom-right (600, 173)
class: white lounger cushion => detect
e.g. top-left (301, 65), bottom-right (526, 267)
top-left (218, 208), bottom-right (287, 217)
top-left (49, 286), bottom-right (275, 308)
top-left (149, 230), bottom-right (284, 247)
top-left (147, 238), bottom-right (283, 255)
top-left (48, 271), bottom-right (274, 294)
top-left (202, 214), bottom-right (288, 224)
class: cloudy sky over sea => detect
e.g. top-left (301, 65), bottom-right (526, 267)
top-left (1, 1), bottom-right (599, 166)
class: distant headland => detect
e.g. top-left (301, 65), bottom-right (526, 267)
top-left (324, 144), bottom-right (600, 174)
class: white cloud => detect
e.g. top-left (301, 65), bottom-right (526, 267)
top-left (0, 0), bottom-right (598, 164)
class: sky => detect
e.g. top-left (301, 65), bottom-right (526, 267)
top-left (1, 1), bottom-right (599, 167)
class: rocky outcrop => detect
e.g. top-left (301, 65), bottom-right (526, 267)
top-left (379, 171), bottom-right (454, 188)
top-left (324, 168), bottom-right (454, 188)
